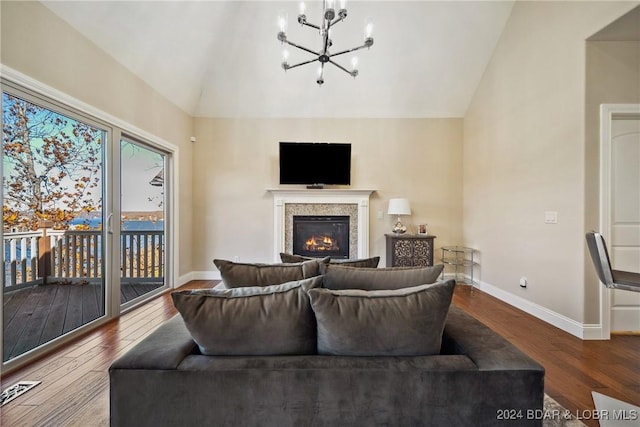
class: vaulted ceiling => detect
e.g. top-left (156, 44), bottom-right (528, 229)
top-left (42, 1), bottom-right (516, 118)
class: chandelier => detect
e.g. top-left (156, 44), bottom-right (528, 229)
top-left (277, 0), bottom-right (374, 86)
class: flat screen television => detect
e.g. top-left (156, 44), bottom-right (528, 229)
top-left (279, 142), bottom-right (351, 187)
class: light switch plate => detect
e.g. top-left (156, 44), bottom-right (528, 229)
top-left (544, 211), bottom-right (558, 224)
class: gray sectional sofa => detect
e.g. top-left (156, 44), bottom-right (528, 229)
top-left (110, 259), bottom-right (544, 427)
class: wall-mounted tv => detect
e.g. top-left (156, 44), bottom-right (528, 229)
top-left (279, 142), bottom-right (351, 187)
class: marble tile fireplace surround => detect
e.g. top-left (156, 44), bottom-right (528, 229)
top-left (268, 189), bottom-right (375, 262)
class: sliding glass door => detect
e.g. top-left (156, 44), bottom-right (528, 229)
top-left (2, 89), bottom-right (107, 363)
top-left (119, 139), bottom-right (167, 308)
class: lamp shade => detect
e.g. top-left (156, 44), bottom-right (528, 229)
top-left (387, 198), bottom-right (411, 216)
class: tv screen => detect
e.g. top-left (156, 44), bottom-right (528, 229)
top-left (279, 142), bottom-right (351, 186)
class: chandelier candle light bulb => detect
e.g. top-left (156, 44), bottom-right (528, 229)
top-left (278, 13), bottom-right (288, 34)
top-left (317, 65), bottom-right (325, 86)
top-left (326, 0), bottom-right (335, 12)
top-left (277, 0), bottom-right (374, 86)
top-left (364, 17), bottom-right (373, 41)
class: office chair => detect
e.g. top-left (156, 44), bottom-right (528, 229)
top-left (585, 231), bottom-right (640, 292)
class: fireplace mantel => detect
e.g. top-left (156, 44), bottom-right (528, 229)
top-left (268, 189), bottom-right (376, 262)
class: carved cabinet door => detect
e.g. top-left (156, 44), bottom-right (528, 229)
top-left (385, 235), bottom-right (435, 267)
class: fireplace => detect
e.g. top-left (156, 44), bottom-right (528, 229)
top-left (269, 189), bottom-right (373, 262)
top-left (292, 215), bottom-right (350, 259)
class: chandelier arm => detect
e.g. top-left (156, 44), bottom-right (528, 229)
top-left (286, 57), bottom-right (321, 70)
top-left (328, 60), bottom-right (354, 76)
top-left (329, 43), bottom-right (370, 59)
top-left (329, 17), bottom-right (345, 27)
top-left (300, 21), bottom-right (321, 31)
top-left (285, 40), bottom-right (320, 57)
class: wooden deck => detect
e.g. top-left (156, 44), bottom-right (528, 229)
top-left (3, 282), bottom-right (163, 362)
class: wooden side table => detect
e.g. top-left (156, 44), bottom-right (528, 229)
top-left (385, 234), bottom-right (436, 267)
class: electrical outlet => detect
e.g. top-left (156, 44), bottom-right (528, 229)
top-left (519, 277), bottom-right (527, 288)
top-left (233, 256), bottom-right (240, 262)
top-left (377, 210), bottom-right (384, 220)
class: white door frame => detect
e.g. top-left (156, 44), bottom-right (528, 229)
top-left (599, 103), bottom-right (640, 339)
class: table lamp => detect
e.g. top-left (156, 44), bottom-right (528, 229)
top-left (387, 198), bottom-right (411, 234)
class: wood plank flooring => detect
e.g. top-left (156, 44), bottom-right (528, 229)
top-left (453, 285), bottom-right (640, 427)
top-left (1, 281), bottom-right (638, 427)
top-left (3, 282), bottom-right (164, 362)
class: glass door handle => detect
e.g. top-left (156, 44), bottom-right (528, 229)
top-left (107, 213), bottom-right (113, 234)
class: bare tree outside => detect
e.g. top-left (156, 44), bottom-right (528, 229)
top-left (2, 93), bottom-right (103, 231)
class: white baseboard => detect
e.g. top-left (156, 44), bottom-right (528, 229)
top-left (472, 279), bottom-right (606, 340)
top-left (582, 324), bottom-right (608, 340)
top-left (190, 271), bottom-right (222, 281)
top-left (175, 271), bottom-right (221, 289)
top-left (175, 272), bottom-right (194, 288)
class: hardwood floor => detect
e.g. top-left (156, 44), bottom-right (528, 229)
top-left (1, 281), bottom-right (638, 427)
top-left (453, 285), bottom-right (640, 427)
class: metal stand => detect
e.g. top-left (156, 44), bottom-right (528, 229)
top-left (441, 246), bottom-right (477, 285)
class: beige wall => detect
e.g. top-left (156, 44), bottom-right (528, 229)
top-left (1, 1), bottom-right (194, 278)
top-left (192, 118), bottom-right (463, 272)
top-left (463, 1), bottom-right (637, 324)
top-left (584, 40), bottom-right (640, 321)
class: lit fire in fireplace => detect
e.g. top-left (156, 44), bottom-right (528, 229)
top-left (304, 235), bottom-right (340, 252)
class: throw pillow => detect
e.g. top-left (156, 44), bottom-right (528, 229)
top-left (321, 263), bottom-right (444, 290)
top-left (279, 253), bottom-right (380, 268)
top-left (213, 257), bottom-right (330, 288)
top-left (308, 279), bottom-right (455, 356)
top-left (171, 276), bottom-right (323, 356)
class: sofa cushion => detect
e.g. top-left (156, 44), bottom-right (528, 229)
top-left (171, 276), bottom-right (323, 356)
top-left (279, 253), bottom-right (380, 268)
top-left (213, 257), bottom-right (329, 288)
top-left (308, 279), bottom-right (455, 356)
top-left (321, 263), bottom-right (444, 290)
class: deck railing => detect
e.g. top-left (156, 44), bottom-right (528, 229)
top-left (3, 231), bottom-right (41, 288)
top-left (120, 231), bottom-right (165, 283)
top-left (3, 229), bottom-right (164, 291)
